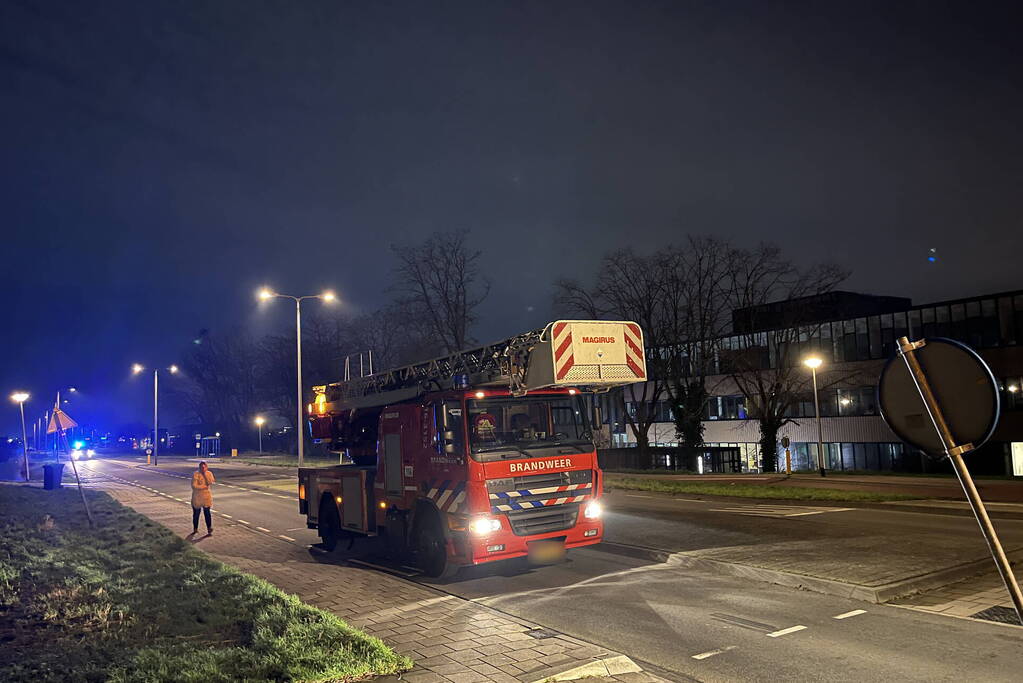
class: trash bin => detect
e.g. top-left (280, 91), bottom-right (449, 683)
top-left (43, 463), bottom-right (65, 490)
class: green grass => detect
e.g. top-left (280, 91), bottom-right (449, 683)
top-left (604, 474), bottom-right (921, 502)
top-left (0, 484), bottom-right (411, 682)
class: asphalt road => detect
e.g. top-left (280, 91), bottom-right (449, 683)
top-left (78, 456), bottom-right (1023, 682)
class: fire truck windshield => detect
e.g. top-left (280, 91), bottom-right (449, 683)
top-left (466, 395), bottom-right (592, 460)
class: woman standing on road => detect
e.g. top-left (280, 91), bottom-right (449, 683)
top-left (190, 461), bottom-right (215, 535)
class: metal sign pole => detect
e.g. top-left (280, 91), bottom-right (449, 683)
top-left (897, 337), bottom-right (1023, 623)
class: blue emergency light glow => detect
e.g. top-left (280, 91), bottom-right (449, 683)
top-left (73, 440), bottom-right (85, 449)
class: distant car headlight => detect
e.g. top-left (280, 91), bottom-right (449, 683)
top-left (86, 449), bottom-right (96, 457)
top-left (583, 501), bottom-right (603, 519)
top-left (470, 517), bottom-right (502, 535)
top-left (71, 450), bottom-right (82, 460)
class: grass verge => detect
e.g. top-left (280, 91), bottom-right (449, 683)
top-left (604, 474), bottom-right (920, 502)
top-left (0, 484), bottom-right (412, 682)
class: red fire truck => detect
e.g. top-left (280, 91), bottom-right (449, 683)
top-left (299, 320), bottom-right (646, 577)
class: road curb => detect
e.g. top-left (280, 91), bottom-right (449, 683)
top-left (526, 654), bottom-right (644, 682)
top-left (597, 541), bottom-right (673, 564)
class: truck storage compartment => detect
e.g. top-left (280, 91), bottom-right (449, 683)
top-left (339, 468), bottom-right (374, 533)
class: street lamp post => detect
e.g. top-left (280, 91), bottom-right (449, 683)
top-left (254, 416), bottom-right (265, 454)
top-left (258, 287), bottom-right (336, 467)
top-left (803, 356), bottom-right (827, 477)
top-left (133, 363), bottom-right (178, 466)
top-left (11, 392), bottom-right (30, 481)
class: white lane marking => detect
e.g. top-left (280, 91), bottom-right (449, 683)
top-left (261, 492), bottom-right (274, 496)
top-left (237, 519), bottom-right (251, 525)
top-left (173, 498), bottom-right (183, 502)
top-left (221, 514), bottom-right (233, 519)
top-left (674, 498), bottom-right (710, 502)
top-left (626, 494), bottom-right (652, 498)
top-left (256, 526), bottom-right (271, 532)
top-left (692, 645), bottom-right (737, 660)
top-left (279, 535), bottom-right (296, 541)
top-left (709, 509), bottom-right (783, 517)
top-left (286, 527), bottom-right (305, 531)
top-left (767, 625), bottom-right (807, 638)
top-left (277, 495), bottom-right (291, 499)
top-left (834, 609), bottom-right (867, 620)
top-left (785, 508), bottom-right (854, 517)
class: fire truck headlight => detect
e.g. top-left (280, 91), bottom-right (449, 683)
top-left (71, 449), bottom-right (82, 460)
top-left (470, 517), bottom-right (501, 535)
top-left (86, 449), bottom-right (96, 457)
top-left (583, 501), bottom-right (603, 520)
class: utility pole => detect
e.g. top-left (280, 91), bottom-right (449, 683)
top-left (153, 369), bottom-right (159, 466)
top-left (295, 297), bottom-right (303, 465)
top-left (257, 287), bottom-right (337, 467)
top-left (803, 356), bottom-right (827, 477)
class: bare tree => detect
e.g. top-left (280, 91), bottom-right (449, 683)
top-left (554, 248), bottom-right (667, 468)
top-left (723, 244), bottom-right (850, 472)
top-left (391, 230), bottom-right (490, 355)
top-left (175, 333), bottom-right (265, 449)
top-left (657, 237), bottom-right (734, 447)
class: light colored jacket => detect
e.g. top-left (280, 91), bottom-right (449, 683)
top-left (191, 469), bottom-right (215, 508)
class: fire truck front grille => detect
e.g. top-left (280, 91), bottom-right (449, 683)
top-left (507, 503), bottom-right (579, 536)
top-left (499, 469), bottom-right (592, 492)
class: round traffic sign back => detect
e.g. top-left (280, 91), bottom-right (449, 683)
top-left (878, 338), bottom-right (1000, 457)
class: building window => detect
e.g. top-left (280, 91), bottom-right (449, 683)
top-left (1014, 295), bottom-right (1023, 345)
top-left (981, 299), bottom-right (999, 347)
top-left (908, 309), bottom-right (921, 340)
top-left (935, 305), bottom-right (950, 338)
top-left (951, 303), bottom-right (966, 341)
top-left (868, 316), bottom-right (882, 359)
top-left (921, 307), bottom-right (936, 338)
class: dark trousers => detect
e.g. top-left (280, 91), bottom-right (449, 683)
top-left (192, 506), bottom-right (212, 531)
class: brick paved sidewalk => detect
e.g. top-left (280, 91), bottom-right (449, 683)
top-left (892, 572), bottom-right (1023, 627)
top-left (89, 474), bottom-right (666, 683)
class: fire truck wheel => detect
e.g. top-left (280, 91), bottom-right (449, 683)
top-left (414, 511), bottom-right (457, 579)
top-left (318, 497), bottom-right (341, 551)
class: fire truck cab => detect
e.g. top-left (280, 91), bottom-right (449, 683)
top-left (299, 320), bottom-right (646, 578)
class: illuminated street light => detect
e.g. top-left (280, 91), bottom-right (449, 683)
top-left (257, 286), bottom-right (338, 466)
top-left (254, 416), bottom-right (265, 454)
top-left (131, 363), bottom-right (179, 466)
top-left (803, 356), bottom-right (827, 477)
top-left (10, 392), bottom-right (30, 481)
top-left (1009, 385), bottom-right (1019, 393)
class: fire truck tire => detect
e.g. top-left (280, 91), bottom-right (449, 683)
top-left (414, 510), bottom-right (457, 579)
top-left (318, 497), bottom-right (341, 551)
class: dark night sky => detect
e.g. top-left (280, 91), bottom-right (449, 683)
top-left (2, 1), bottom-right (1022, 433)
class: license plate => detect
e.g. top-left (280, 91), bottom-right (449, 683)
top-left (527, 539), bottom-right (566, 565)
